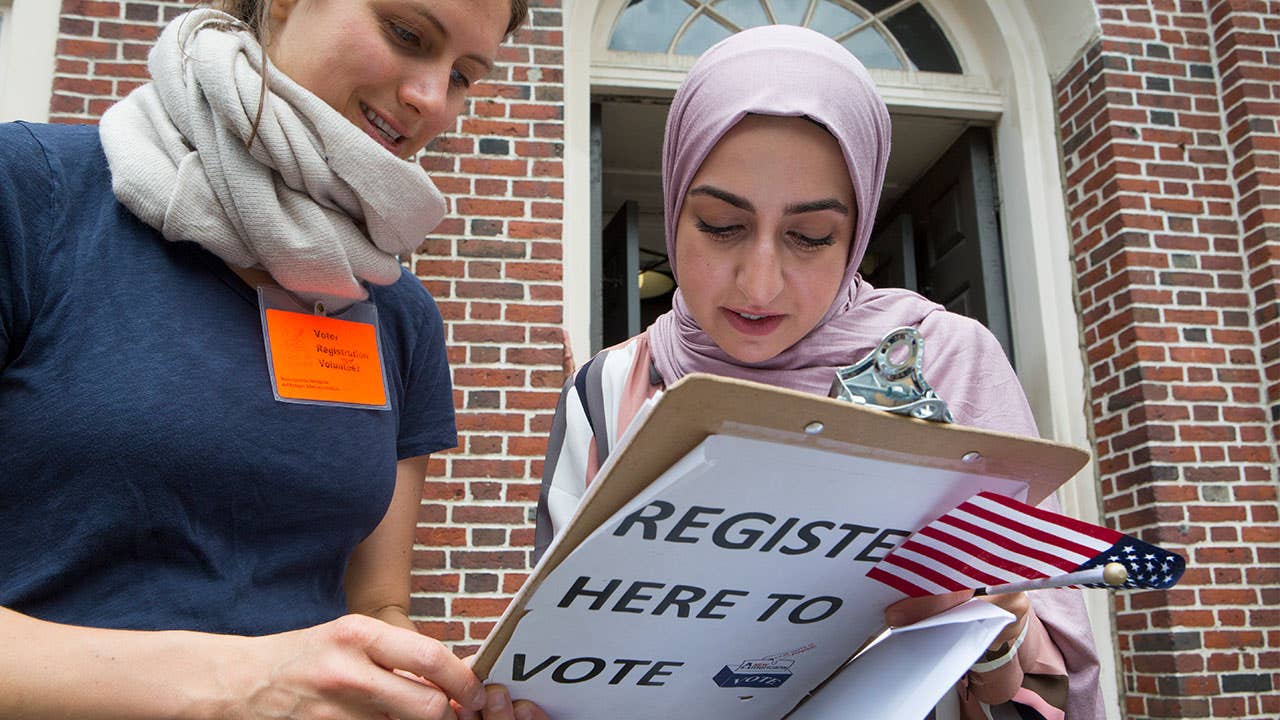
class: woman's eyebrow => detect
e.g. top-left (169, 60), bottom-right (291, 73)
top-left (688, 185), bottom-right (754, 211)
top-left (689, 186), bottom-right (848, 216)
top-left (784, 198), bottom-right (849, 215)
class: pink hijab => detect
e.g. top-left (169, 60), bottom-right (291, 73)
top-left (647, 24), bottom-right (941, 398)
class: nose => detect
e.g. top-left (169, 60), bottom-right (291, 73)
top-left (735, 236), bottom-right (785, 307)
top-left (399, 67), bottom-right (452, 130)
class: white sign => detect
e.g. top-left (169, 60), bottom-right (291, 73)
top-left (490, 434), bottom-right (1026, 719)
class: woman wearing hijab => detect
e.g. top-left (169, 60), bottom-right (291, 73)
top-left (535, 25), bottom-right (1102, 719)
top-left (0, 2), bottom-right (547, 718)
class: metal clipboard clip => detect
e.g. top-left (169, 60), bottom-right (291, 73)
top-left (829, 327), bottom-right (954, 423)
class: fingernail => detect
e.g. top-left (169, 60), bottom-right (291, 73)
top-left (487, 687), bottom-right (509, 712)
top-left (515, 704), bottom-right (533, 720)
top-left (469, 687), bottom-right (488, 709)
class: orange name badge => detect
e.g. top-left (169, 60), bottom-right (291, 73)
top-left (258, 288), bottom-right (390, 410)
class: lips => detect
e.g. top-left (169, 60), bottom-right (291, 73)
top-left (359, 102), bottom-right (406, 152)
top-left (721, 307), bottom-right (785, 336)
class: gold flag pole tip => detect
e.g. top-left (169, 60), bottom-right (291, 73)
top-left (1103, 562), bottom-right (1128, 587)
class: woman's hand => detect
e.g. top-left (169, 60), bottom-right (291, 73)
top-left (975, 591), bottom-right (1031, 651)
top-left (883, 589), bottom-right (972, 629)
top-left (884, 590), bottom-right (1037, 707)
top-left (456, 685), bottom-right (551, 720)
top-left (224, 613), bottom-right (487, 720)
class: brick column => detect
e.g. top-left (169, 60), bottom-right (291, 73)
top-left (1056, 1), bottom-right (1280, 718)
top-left (1203, 0), bottom-right (1280, 711)
top-left (412, 3), bottom-right (566, 654)
top-left (1207, 0), bottom-right (1280, 444)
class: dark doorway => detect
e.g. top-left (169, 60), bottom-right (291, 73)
top-left (864, 127), bottom-right (1013, 363)
top-left (600, 200), bottom-right (640, 348)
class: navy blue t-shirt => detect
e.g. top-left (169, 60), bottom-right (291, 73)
top-left (0, 122), bottom-right (456, 634)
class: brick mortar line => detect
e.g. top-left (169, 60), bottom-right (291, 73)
top-left (1064, 167), bottom-right (1236, 219)
top-left (1088, 321), bottom-right (1264, 336)
top-left (1083, 247), bottom-right (1250, 267)
top-left (1084, 335), bottom-right (1255, 355)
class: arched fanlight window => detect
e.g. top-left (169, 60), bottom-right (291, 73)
top-left (608, 0), bottom-right (962, 74)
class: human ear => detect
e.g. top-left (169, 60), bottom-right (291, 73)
top-left (263, 0), bottom-right (298, 51)
top-left (268, 0), bottom-right (299, 28)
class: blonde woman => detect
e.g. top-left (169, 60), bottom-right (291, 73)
top-left (0, 2), bottom-right (545, 718)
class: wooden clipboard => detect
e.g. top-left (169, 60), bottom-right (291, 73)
top-left (473, 373), bottom-right (1089, 676)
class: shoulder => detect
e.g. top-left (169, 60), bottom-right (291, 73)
top-left (853, 282), bottom-right (943, 320)
top-left (1, 122), bottom-right (111, 206)
top-left (0, 123), bottom-right (56, 193)
top-left (561, 334), bottom-right (646, 411)
top-left (564, 334), bottom-right (658, 438)
top-left (0, 124), bottom-right (93, 259)
top-left (373, 266), bottom-right (442, 312)
top-left (359, 269), bottom-right (450, 394)
top-left (0, 122), bottom-right (102, 171)
top-left (367, 267), bottom-right (445, 338)
top-left (916, 310), bottom-right (1035, 435)
top-left (852, 281), bottom-right (1001, 361)
top-left (569, 334), bottom-right (648, 392)
top-left (918, 308), bottom-right (1003, 356)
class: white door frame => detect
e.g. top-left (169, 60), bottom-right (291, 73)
top-left (562, 1), bottom-right (1118, 715)
top-left (0, 0), bottom-right (60, 123)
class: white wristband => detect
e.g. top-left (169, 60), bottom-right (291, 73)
top-left (970, 617), bottom-right (1030, 673)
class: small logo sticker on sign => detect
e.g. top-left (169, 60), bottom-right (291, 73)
top-left (712, 657), bottom-right (794, 688)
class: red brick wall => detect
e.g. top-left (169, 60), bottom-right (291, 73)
top-left (47, 0), bottom-right (567, 655)
top-left (1056, 1), bottom-right (1279, 717)
top-left (49, 1), bottom-right (175, 121)
top-left (412, 1), bottom-right (566, 654)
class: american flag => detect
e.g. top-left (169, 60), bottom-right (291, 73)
top-left (867, 491), bottom-right (1186, 597)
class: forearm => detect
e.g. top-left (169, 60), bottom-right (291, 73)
top-left (0, 607), bottom-right (239, 720)
top-left (344, 455), bottom-right (429, 637)
top-left (364, 602), bottom-right (417, 633)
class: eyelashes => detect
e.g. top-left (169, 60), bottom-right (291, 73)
top-left (695, 218), bottom-right (740, 238)
top-left (792, 232), bottom-right (835, 247)
top-left (386, 20), bottom-right (421, 47)
top-left (695, 219), bottom-right (835, 248)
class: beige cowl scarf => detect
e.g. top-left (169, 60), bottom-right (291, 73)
top-left (100, 9), bottom-right (446, 310)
